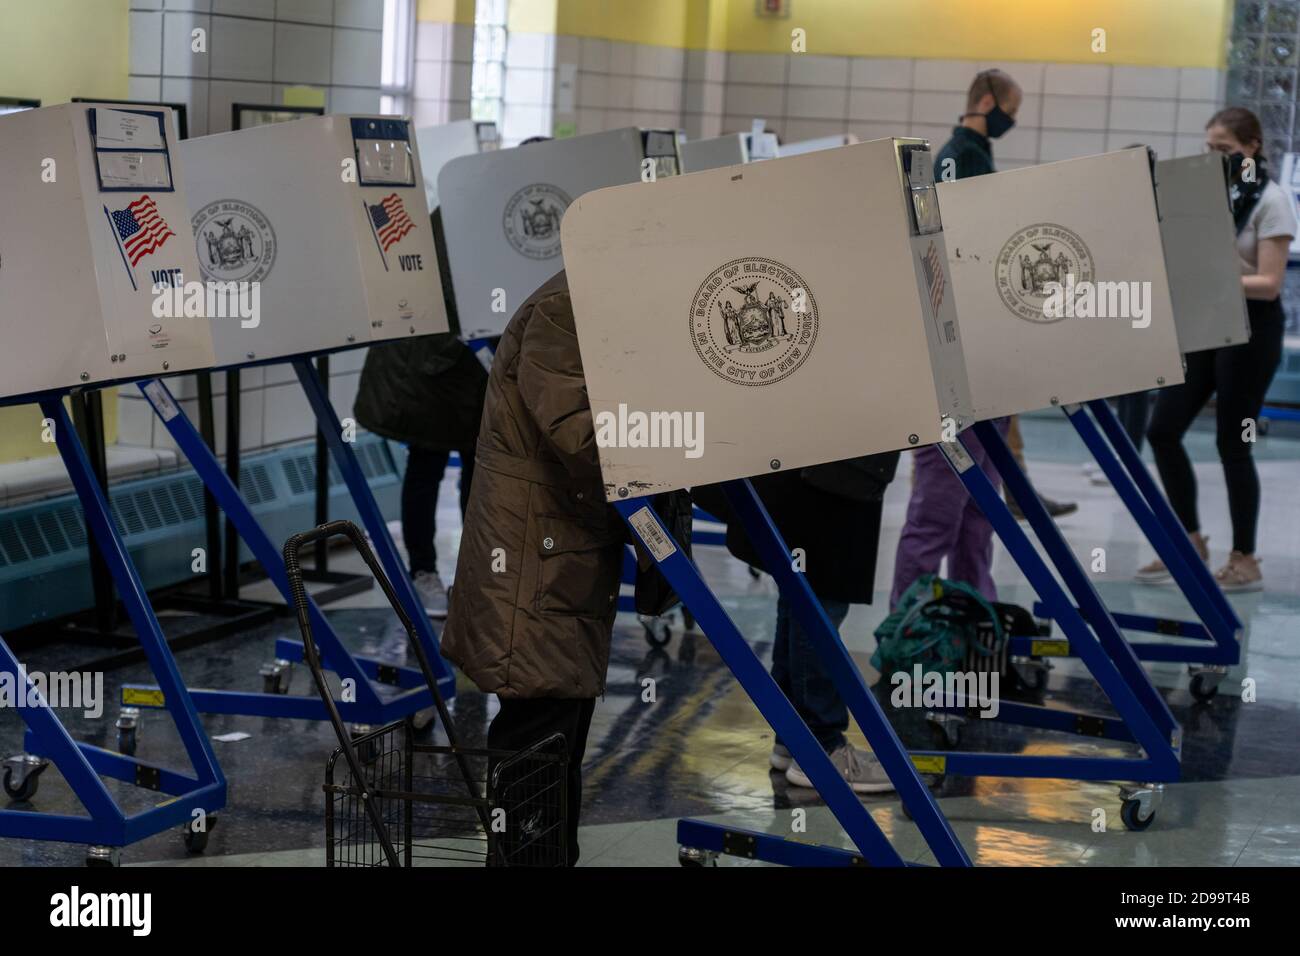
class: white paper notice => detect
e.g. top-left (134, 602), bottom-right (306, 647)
top-left (95, 108), bottom-right (165, 149)
top-left (356, 139), bottom-right (414, 185)
top-left (142, 380), bottom-right (180, 421)
top-left (628, 506), bottom-right (677, 562)
top-left (98, 151), bottom-right (172, 189)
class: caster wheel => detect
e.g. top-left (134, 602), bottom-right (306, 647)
top-left (3, 767), bottom-right (39, 802)
top-left (349, 725), bottom-right (379, 763)
top-left (678, 845), bottom-right (717, 867)
top-left (85, 846), bottom-right (121, 868)
top-left (1189, 673), bottom-right (1219, 702)
top-left (259, 660), bottom-right (292, 695)
top-left (116, 728), bottom-right (137, 757)
top-left (929, 721), bottom-right (960, 750)
top-left (1120, 798), bottom-right (1156, 831)
top-left (642, 618), bottom-right (671, 648)
top-left (183, 816), bottom-right (215, 854)
top-left (1031, 665), bottom-right (1050, 692)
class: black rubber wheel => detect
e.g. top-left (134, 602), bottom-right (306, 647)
top-left (262, 671), bottom-right (290, 695)
top-left (1189, 673), bottom-right (1219, 703)
top-left (929, 720), bottom-right (960, 750)
top-left (682, 607), bottom-right (696, 631)
top-left (2, 767), bottom-right (38, 802)
top-left (184, 819), bottom-right (213, 854)
top-left (1030, 664), bottom-right (1050, 692)
top-left (116, 728), bottom-right (137, 757)
top-left (1120, 799), bottom-right (1155, 831)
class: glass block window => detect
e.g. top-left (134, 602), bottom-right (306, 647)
top-left (1228, 0), bottom-right (1300, 163)
top-left (472, 0), bottom-right (508, 126)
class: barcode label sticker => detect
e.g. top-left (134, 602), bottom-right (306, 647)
top-left (628, 506), bottom-right (677, 562)
top-left (142, 380), bottom-right (179, 421)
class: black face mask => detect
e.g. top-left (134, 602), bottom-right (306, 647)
top-left (965, 75), bottom-right (1016, 138)
top-left (1228, 151), bottom-right (1249, 180)
top-left (984, 102), bottom-right (1016, 139)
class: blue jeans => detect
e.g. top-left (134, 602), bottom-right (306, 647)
top-left (771, 596), bottom-right (851, 754)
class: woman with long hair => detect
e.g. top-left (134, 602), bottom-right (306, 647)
top-left (1137, 107), bottom-right (1296, 592)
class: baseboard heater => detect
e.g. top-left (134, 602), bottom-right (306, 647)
top-left (0, 434), bottom-right (404, 634)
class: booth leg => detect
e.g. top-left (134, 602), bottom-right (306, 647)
top-left (136, 379), bottom-right (389, 713)
top-left (961, 423), bottom-right (1181, 770)
top-left (291, 359), bottom-right (455, 693)
top-left (616, 487), bottom-right (970, 867)
top-left (1083, 399), bottom-right (1243, 658)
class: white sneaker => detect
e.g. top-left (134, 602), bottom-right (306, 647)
top-left (770, 743), bottom-right (792, 772)
top-left (786, 743), bottom-right (895, 794)
top-left (412, 570), bottom-right (448, 619)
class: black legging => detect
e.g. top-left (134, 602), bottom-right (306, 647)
top-left (1147, 297), bottom-right (1285, 554)
top-left (400, 445), bottom-right (476, 575)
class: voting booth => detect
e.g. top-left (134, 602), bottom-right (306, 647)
top-left (939, 148), bottom-right (1183, 420)
top-left (415, 118), bottom-right (481, 212)
top-left (116, 115), bottom-right (457, 739)
top-left (439, 127), bottom-right (682, 339)
top-left (564, 137), bottom-right (972, 498)
top-left (0, 104), bottom-right (223, 860)
top-left (563, 139), bottom-right (1182, 867)
top-left (679, 131), bottom-right (780, 173)
top-left (0, 103), bottom-right (214, 400)
top-left (779, 133), bottom-right (860, 158)
top-left (942, 147), bottom-right (1240, 685)
top-left (180, 114), bottom-right (447, 367)
top-left (1156, 152), bottom-right (1250, 353)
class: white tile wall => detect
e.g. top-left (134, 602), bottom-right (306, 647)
top-left (127, 0), bottom-right (387, 455)
top-left (411, 19), bottom-right (473, 127)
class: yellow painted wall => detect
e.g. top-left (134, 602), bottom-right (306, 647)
top-left (0, 0), bottom-right (130, 104)
top-left (716, 0), bottom-right (1232, 67)
top-left (493, 0), bottom-right (1231, 69)
top-left (417, 0), bottom-right (477, 23)
top-left (0, 0), bottom-right (127, 463)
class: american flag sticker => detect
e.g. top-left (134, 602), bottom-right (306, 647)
top-left (367, 193), bottom-right (416, 252)
top-left (920, 239), bottom-right (947, 319)
top-left (107, 195), bottom-right (175, 266)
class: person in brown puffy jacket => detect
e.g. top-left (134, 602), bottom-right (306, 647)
top-left (441, 269), bottom-right (623, 865)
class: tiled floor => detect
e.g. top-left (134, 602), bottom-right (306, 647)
top-left (3, 412), bottom-right (1299, 867)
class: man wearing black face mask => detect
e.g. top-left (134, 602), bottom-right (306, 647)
top-left (937, 68), bottom-right (1078, 522)
top-left (938, 69), bottom-right (1020, 179)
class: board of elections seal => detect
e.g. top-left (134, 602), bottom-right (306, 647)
top-left (995, 222), bottom-right (1094, 324)
top-left (691, 257), bottom-right (818, 387)
top-left (191, 199), bottom-right (277, 284)
top-left (503, 184), bottom-right (570, 260)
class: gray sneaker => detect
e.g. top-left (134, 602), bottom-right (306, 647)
top-left (786, 743), bottom-right (895, 794)
top-left (412, 570), bottom-right (448, 619)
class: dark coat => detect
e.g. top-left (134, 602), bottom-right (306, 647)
top-left (695, 454), bottom-right (899, 605)
top-left (353, 209), bottom-right (489, 451)
top-left (353, 332), bottom-right (487, 450)
top-left (441, 271), bottom-right (625, 699)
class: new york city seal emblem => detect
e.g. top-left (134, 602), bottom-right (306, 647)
top-left (503, 183), bottom-right (571, 260)
top-left (691, 257), bottom-right (818, 386)
top-left (995, 222), bottom-right (1095, 324)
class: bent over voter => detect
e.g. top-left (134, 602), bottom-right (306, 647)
top-left (441, 270), bottom-right (623, 866)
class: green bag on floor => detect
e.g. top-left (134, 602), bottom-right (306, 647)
top-left (871, 575), bottom-right (1004, 678)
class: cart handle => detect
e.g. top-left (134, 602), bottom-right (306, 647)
top-left (282, 519), bottom-right (489, 844)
